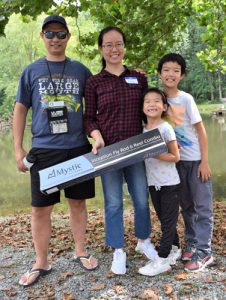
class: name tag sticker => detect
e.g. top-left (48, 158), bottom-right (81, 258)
top-left (125, 77), bottom-right (139, 84)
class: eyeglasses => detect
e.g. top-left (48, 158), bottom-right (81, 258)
top-left (43, 31), bottom-right (68, 40)
top-left (102, 42), bottom-right (124, 51)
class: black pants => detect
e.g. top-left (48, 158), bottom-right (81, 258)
top-left (149, 184), bottom-right (180, 258)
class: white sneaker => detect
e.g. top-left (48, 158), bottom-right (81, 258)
top-left (111, 249), bottom-right (126, 275)
top-left (135, 239), bottom-right (157, 260)
top-left (167, 245), bottom-right (182, 265)
top-left (138, 256), bottom-right (171, 276)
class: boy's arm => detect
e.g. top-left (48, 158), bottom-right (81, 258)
top-left (194, 121), bottom-right (212, 182)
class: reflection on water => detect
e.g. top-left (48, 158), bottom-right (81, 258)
top-left (0, 115), bottom-right (225, 216)
top-left (212, 115), bottom-right (226, 131)
top-left (204, 115), bottom-right (226, 201)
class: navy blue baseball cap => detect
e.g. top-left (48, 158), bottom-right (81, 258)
top-left (42, 14), bottom-right (69, 32)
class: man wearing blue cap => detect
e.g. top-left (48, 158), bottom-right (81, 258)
top-left (13, 14), bottom-right (98, 287)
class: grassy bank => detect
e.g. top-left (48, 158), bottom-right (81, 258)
top-left (197, 102), bottom-right (225, 115)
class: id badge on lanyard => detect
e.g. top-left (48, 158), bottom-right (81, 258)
top-left (47, 104), bottom-right (69, 134)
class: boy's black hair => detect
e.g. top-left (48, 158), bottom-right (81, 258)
top-left (142, 87), bottom-right (168, 124)
top-left (157, 53), bottom-right (186, 75)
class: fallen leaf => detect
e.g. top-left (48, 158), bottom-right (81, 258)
top-left (139, 288), bottom-right (158, 299)
top-left (63, 293), bottom-right (75, 300)
top-left (11, 272), bottom-right (17, 276)
top-left (203, 277), bottom-right (216, 283)
top-left (58, 272), bottom-right (74, 283)
top-left (114, 285), bottom-right (125, 294)
top-left (5, 289), bottom-right (17, 297)
top-left (90, 283), bottom-right (105, 291)
top-left (163, 284), bottom-right (174, 295)
top-left (175, 272), bottom-right (187, 281)
top-left (0, 275), bottom-right (5, 280)
top-left (47, 290), bottom-right (55, 297)
top-left (169, 292), bottom-right (178, 300)
top-left (61, 272), bottom-right (74, 277)
top-left (105, 271), bottom-right (115, 278)
top-left (86, 274), bottom-right (98, 281)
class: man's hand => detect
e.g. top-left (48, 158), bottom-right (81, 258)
top-left (15, 148), bottom-right (28, 173)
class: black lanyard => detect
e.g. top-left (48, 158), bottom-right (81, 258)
top-left (45, 58), bottom-right (67, 98)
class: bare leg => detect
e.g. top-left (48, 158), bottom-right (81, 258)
top-left (68, 198), bottom-right (98, 269)
top-left (19, 205), bottom-right (53, 285)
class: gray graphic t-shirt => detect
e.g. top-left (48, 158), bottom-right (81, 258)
top-left (16, 58), bottom-right (92, 149)
top-left (167, 91), bottom-right (202, 160)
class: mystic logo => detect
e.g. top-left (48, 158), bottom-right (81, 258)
top-left (48, 163), bottom-right (82, 179)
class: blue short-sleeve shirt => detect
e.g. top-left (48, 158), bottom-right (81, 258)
top-left (16, 57), bottom-right (92, 149)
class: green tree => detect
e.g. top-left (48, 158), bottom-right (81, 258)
top-left (0, 0), bottom-right (55, 35)
top-left (0, 13), bottom-right (99, 118)
top-left (0, 14), bottom-right (44, 117)
top-left (193, 0), bottom-right (226, 100)
top-left (76, 0), bottom-right (193, 70)
top-left (0, 0), bottom-right (193, 70)
top-left (0, 0), bottom-right (225, 108)
top-left (172, 17), bottom-right (215, 102)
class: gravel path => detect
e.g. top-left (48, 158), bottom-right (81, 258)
top-left (0, 247), bottom-right (225, 300)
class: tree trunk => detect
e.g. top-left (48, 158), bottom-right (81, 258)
top-left (218, 71), bottom-right (222, 101)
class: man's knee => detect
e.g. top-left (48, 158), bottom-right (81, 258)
top-left (31, 205), bottom-right (53, 218)
top-left (68, 199), bottom-right (86, 213)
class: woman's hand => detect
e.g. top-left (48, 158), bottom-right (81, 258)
top-left (90, 130), bottom-right (105, 154)
top-left (135, 68), bottom-right (148, 77)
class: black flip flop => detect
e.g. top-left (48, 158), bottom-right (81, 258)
top-left (19, 266), bottom-right (52, 287)
top-left (74, 255), bottom-right (98, 271)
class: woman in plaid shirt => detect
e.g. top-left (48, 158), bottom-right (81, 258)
top-left (84, 26), bottom-right (156, 275)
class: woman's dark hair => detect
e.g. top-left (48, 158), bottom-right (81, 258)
top-left (98, 26), bottom-right (126, 69)
top-left (142, 87), bottom-right (169, 123)
top-left (157, 53), bottom-right (186, 75)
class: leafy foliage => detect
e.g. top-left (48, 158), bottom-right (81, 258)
top-left (0, 0), bottom-right (55, 36)
top-left (75, 0), bottom-right (193, 70)
top-left (193, 0), bottom-right (226, 74)
top-left (0, 0), bottom-right (225, 73)
top-left (0, 13), bottom-right (100, 118)
top-left (0, 0), bottom-right (225, 118)
top-left (1, 0), bottom-right (193, 70)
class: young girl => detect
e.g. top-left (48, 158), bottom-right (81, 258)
top-left (139, 88), bottom-right (181, 276)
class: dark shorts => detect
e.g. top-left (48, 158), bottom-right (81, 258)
top-left (30, 144), bottom-right (95, 207)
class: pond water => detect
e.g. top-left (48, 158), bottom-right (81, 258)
top-left (0, 115), bottom-right (225, 216)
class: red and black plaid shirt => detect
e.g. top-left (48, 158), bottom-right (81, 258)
top-left (84, 68), bottom-right (148, 146)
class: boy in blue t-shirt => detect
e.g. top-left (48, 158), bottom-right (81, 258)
top-left (157, 53), bottom-right (213, 272)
